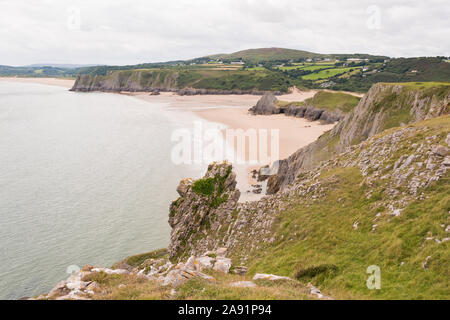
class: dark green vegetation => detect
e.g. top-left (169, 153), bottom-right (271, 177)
top-left (192, 166), bottom-right (232, 209)
top-left (3, 48), bottom-right (449, 93)
top-left (329, 57), bottom-right (450, 92)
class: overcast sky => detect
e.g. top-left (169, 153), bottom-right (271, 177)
top-left (1, 0), bottom-right (449, 66)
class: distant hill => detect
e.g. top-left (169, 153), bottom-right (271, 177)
top-left (208, 48), bottom-right (325, 63)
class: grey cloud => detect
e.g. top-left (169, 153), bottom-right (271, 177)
top-left (0, 0), bottom-right (448, 65)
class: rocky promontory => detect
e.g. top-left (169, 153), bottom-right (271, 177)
top-left (249, 92), bottom-right (351, 123)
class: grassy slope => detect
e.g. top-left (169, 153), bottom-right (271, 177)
top-left (247, 116), bottom-right (450, 300)
top-left (84, 270), bottom-right (312, 300)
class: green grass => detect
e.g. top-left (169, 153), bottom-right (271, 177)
top-left (245, 118), bottom-right (450, 300)
top-left (304, 91), bottom-right (361, 112)
top-left (277, 90), bottom-right (360, 113)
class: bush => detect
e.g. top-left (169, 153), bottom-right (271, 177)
top-left (293, 264), bottom-right (338, 280)
top-left (192, 178), bottom-right (216, 196)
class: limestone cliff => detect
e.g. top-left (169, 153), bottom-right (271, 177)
top-left (70, 70), bottom-right (282, 95)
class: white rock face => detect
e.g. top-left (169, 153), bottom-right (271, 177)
top-left (196, 256), bottom-right (215, 270)
top-left (213, 257), bottom-right (232, 273)
top-left (252, 273), bottom-right (291, 281)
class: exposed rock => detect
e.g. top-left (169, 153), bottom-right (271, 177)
top-left (48, 281), bottom-right (70, 298)
top-left (432, 145), bottom-right (449, 157)
top-left (232, 266), bottom-right (248, 275)
top-left (422, 256), bottom-right (432, 270)
top-left (253, 273), bottom-right (291, 281)
top-left (168, 161), bottom-right (240, 259)
top-left (308, 283), bottom-right (332, 300)
top-left (176, 179), bottom-right (192, 196)
top-left (86, 281), bottom-right (100, 293)
top-left (267, 83), bottom-right (450, 194)
top-left (213, 258), bottom-right (232, 274)
top-left (443, 157), bottom-right (450, 167)
top-left (70, 73), bottom-right (280, 95)
top-left (196, 256), bottom-right (215, 270)
top-left (162, 268), bottom-right (215, 287)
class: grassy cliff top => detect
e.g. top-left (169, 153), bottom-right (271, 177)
top-left (277, 91), bottom-right (361, 113)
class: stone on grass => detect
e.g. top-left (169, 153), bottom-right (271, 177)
top-left (252, 273), bottom-right (291, 281)
top-left (213, 257), bottom-right (232, 273)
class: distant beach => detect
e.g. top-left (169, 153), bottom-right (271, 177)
top-left (0, 76), bottom-right (75, 88)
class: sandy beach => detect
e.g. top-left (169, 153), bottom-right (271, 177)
top-left (132, 91), bottom-right (335, 200)
top-left (132, 91), bottom-right (334, 160)
top-left (0, 76), bottom-right (75, 88)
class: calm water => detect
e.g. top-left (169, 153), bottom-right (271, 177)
top-left (0, 82), bottom-right (207, 299)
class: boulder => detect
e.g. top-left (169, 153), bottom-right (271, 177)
top-left (231, 266), bottom-right (248, 275)
top-left (213, 257), bottom-right (232, 273)
top-left (196, 256), bottom-right (215, 270)
top-left (162, 269), bottom-right (215, 287)
top-left (432, 145), bottom-right (449, 157)
top-left (249, 93), bottom-right (280, 115)
top-left (48, 281), bottom-right (70, 298)
top-left (176, 179), bottom-right (192, 196)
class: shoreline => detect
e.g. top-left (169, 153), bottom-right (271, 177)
top-left (130, 91), bottom-right (334, 199)
top-left (1, 77), bottom-right (335, 199)
top-left (0, 76), bottom-right (75, 88)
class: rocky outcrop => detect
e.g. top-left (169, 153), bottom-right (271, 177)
top-left (70, 71), bottom-right (179, 92)
top-left (168, 162), bottom-right (240, 259)
top-left (267, 83), bottom-right (450, 194)
top-left (284, 103), bottom-right (344, 123)
top-left (248, 93), bottom-right (280, 115)
top-left (249, 93), bottom-right (345, 123)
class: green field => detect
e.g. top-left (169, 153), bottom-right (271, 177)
top-left (301, 67), bottom-right (359, 80)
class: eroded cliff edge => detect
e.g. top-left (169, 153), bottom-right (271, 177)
top-left (70, 71), bottom-right (282, 95)
top-left (266, 83), bottom-right (450, 194)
